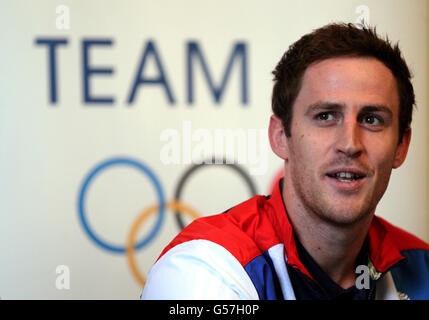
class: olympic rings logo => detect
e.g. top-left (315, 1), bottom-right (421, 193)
top-left (77, 156), bottom-right (283, 287)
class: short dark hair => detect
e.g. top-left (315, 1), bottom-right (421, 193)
top-left (271, 23), bottom-right (415, 143)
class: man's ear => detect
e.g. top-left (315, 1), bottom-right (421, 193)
top-left (269, 115), bottom-right (289, 160)
top-left (393, 127), bottom-right (411, 169)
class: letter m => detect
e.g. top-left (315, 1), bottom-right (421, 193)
top-left (186, 42), bottom-right (248, 105)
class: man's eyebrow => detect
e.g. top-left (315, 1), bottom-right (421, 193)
top-left (305, 102), bottom-right (394, 116)
top-left (305, 102), bottom-right (345, 115)
top-left (360, 105), bottom-right (393, 116)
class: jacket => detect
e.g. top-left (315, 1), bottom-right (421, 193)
top-left (142, 180), bottom-right (429, 300)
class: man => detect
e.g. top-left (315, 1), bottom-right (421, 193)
top-left (142, 23), bottom-right (429, 300)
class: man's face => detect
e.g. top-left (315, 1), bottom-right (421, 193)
top-left (282, 57), bottom-right (410, 226)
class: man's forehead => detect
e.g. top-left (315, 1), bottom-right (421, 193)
top-left (303, 56), bottom-right (395, 84)
top-left (296, 56), bottom-right (400, 111)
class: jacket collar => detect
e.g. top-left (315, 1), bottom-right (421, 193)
top-left (267, 178), bottom-right (405, 280)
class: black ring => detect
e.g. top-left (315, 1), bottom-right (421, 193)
top-left (173, 157), bottom-right (258, 230)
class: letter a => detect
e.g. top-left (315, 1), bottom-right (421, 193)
top-left (355, 265), bottom-right (370, 290)
top-left (127, 41), bottom-right (175, 104)
top-left (55, 265), bottom-right (70, 290)
top-left (56, 5), bottom-right (70, 30)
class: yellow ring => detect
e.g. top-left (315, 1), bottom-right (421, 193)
top-left (126, 201), bottom-right (201, 287)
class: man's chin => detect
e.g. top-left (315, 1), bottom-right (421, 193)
top-left (315, 205), bottom-right (373, 227)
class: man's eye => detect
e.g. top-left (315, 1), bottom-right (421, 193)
top-left (316, 112), bottom-right (335, 121)
top-left (361, 114), bottom-right (383, 125)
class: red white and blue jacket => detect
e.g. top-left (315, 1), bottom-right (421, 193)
top-left (142, 181), bottom-right (429, 300)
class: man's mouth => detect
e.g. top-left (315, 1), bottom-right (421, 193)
top-left (326, 167), bottom-right (368, 187)
top-left (326, 171), bottom-right (365, 182)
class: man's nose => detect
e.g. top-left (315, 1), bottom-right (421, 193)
top-left (335, 119), bottom-right (363, 158)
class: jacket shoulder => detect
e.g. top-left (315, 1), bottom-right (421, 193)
top-left (377, 216), bottom-right (429, 252)
top-left (158, 195), bottom-right (279, 266)
top-left (142, 239), bottom-right (259, 299)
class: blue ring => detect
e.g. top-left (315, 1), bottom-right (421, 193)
top-left (78, 157), bottom-right (165, 253)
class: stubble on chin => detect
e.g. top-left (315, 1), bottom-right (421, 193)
top-left (292, 173), bottom-right (375, 228)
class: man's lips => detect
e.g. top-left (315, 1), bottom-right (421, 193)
top-left (325, 167), bottom-right (368, 180)
top-left (324, 167), bottom-right (370, 191)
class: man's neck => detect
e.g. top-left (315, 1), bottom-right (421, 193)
top-left (282, 182), bottom-right (373, 289)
